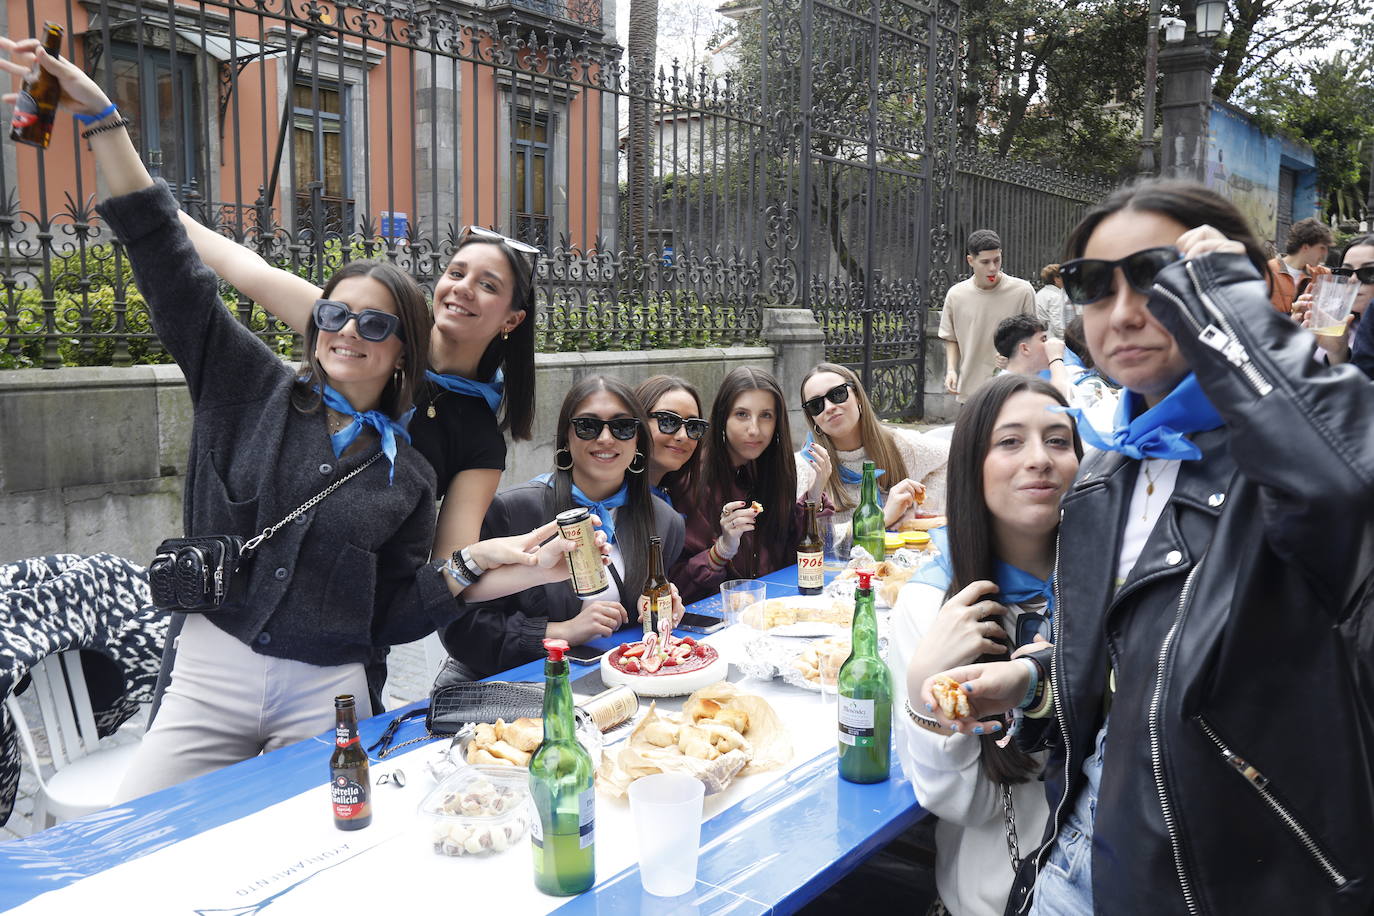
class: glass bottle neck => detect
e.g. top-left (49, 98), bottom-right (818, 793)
top-left (543, 659), bottom-right (576, 742)
top-left (852, 588), bottom-right (878, 654)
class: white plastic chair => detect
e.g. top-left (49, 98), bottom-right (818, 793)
top-left (5, 650), bottom-right (142, 830)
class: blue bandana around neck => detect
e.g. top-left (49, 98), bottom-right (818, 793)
top-left (535, 472), bottom-right (630, 544)
top-left (425, 368), bottom-right (505, 415)
top-left (913, 526), bottom-right (1055, 618)
top-left (318, 384), bottom-right (414, 484)
top-left (804, 432), bottom-right (885, 489)
top-left (650, 484), bottom-right (674, 509)
top-left (1063, 348), bottom-right (1086, 371)
top-left (1053, 372), bottom-right (1222, 461)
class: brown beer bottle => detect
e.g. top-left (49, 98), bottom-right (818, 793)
top-left (10, 23), bottom-right (64, 149)
top-left (330, 694), bottom-right (372, 830)
top-left (798, 499), bottom-right (824, 595)
top-left (643, 535), bottom-right (672, 641)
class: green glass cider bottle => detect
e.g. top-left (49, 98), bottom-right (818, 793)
top-left (837, 569), bottom-right (892, 783)
top-left (852, 460), bottom-right (885, 564)
top-left (529, 638), bottom-right (595, 895)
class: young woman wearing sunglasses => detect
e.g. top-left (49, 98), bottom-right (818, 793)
top-left (0, 40), bottom-right (598, 800)
top-left (440, 375), bottom-right (685, 678)
top-left (892, 374), bottom-right (1080, 916)
top-left (634, 375), bottom-right (709, 510)
top-left (796, 362), bottom-right (950, 529)
top-left (671, 367), bottom-right (826, 603)
top-left (918, 181), bottom-right (1374, 915)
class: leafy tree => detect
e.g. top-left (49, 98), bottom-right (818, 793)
top-left (1211, 0), bottom-right (1374, 103)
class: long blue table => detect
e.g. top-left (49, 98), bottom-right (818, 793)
top-left (0, 567), bottom-right (928, 913)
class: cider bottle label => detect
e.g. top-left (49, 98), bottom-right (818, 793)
top-left (331, 775), bottom-right (367, 818)
top-left (838, 697), bottom-right (875, 747)
top-left (578, 787), bottom-right (595, 850)
top-left (797, 551), bottom-right (824, 589)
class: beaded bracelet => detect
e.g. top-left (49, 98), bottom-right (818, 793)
top-left (73, 103), bottom-right (118, 126)
top-left (903, 699), bottom-right (949, 735)
top-left (80, 116), bottom-right (131, 142)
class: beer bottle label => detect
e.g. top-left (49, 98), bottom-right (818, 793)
top-left (10, 92), bottom-right (38, 130)
top-left (797, 551), bottom-right (824, 588)
top-left (578, 787), bottom-right (595, 850)
top-left (838, 697), bottom-right (875, 747)
top-left (654, 594), bottom-right (672, 628)
top-left (331, 775), bottom-right (367, 818)
top-left (335, 725), bottom-right (358, 748)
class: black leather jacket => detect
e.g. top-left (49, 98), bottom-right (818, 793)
top-left (1007, 253), bottom-right (1374, 915)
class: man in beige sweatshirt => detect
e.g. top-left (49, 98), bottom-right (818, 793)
top-left (938, 229), bottom-right (1035, 404)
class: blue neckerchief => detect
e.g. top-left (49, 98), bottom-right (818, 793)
top-left (318, 384), bottom-right (414, 484)
top-left (535, 472), bottom-right (629, 543)
top-left (650, 484), bottom-right (674, 509)
top-left (1052, 372), bottom-right (1221, 461)
top-left (424, 368), bottom-right (504, 415)
top-left (1064, 348), bottom-right (1086, 371)
top-left (912, 526), bottom-right (1055, 618)
top-left (1036, 368), bottom-right (1052, 381)
top-left (804, 432), bottom-right (885, 488)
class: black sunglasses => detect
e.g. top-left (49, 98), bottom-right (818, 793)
top-left (1015, 611), bottom-right (1050, 648)
top-left (802, 382), bottom-right (853, 417)
top-left (1333, 265), bottom-right (1374, 285)
top-left (570, 416), bottom-right (641, 441)
top-left (312, 299), bottom-right (404, 342)
top-left (650, 410), bottom-right (709, 440)
top-left (1059, 246), bottom-right (1181, 306)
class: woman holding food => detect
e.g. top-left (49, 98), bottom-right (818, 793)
top-left (920, 181), bottom-right (1374, 915)
top-left (795, 362), bottom-right (949, 526)
top-left (671, 367), bottom-right (827, 603)
top-left (440, 375), bottom-right (685, 678)
top-left (892, 374), bottom-right (1078, 916)
top-left (634, 375), bottom-right (708, 510)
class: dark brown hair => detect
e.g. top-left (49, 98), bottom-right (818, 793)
top-left (945, 373), bottom-right (1082, 785)
top-left (1283, 217), bottom-right (1334, 255)
top-left (702, 366), bottom-right (796, 561)
top-left (635, 374), bottom-right (705, 502)
top-left (549, 375), bottom-right (657, 603)
top-left (294, 259), bottom-right (431, 419)
top-left (457, 238), bottom-right (536, 441)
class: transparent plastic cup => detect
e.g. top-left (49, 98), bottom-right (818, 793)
top-left (720, 579), bottom-right (767, 628)
top-left (1310, 273), bottom-right (1360, 337)
top-left (824, 518), bottom-right (853, 572)
top-left (628, 772), bottom-right (705, 896)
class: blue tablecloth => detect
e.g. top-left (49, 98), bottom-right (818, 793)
top-left (0, 567), bottom-right (927, 914)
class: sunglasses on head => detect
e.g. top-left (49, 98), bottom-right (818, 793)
top-left (1058, 246), bottom-right (1181, 306)
top-left (650, 410), bottom-right (709, 440)
top-left (802, 382), bottom-right (853, 417)
top-left (570, 416), bottom-right (641, 441)
top-left (1333, 265), bottom-right (1374, 285)
top-left (312, 299), bottom-right (404, 342)
top-left (457, 226), bottom-right (541, 269)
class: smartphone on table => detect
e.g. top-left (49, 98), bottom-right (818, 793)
top-left (565, 643), bottom-right (608, 665)
top-left (677, 612), bottom-right (727, 635)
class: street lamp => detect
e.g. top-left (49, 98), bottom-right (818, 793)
top-left (1161, 16), bottom-right (1186, 44)
top-left (1195, 0), bottom-right (1226, 40)
top-left (1138, 9), bottom-right (1188, 176)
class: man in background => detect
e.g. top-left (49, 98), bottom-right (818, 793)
top-left (939, 229), bottom-right (1035, 404)
top-left (1267, 217), bottom-right (1332, 314)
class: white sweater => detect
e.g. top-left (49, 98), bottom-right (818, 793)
top-left (890, 582), bottom-right (1050, 916)
top-left (794, 426), bottom-right (949, 525)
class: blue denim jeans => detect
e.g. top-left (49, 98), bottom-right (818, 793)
top-left (1029, 725), bottom-right (1107, 915)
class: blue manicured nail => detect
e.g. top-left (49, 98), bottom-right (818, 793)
top-left (973, 726), bottom-right (985, 735)
top-left (925, 702), bottom-right (933, 712)
top-left (963, 683), bottom-right (974, 693)
top-left (989, 721), bottom-right (1002, 732)
top-left (950, 723), bottom-right (959, 732)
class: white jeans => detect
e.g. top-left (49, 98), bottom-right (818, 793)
top-left (114, 614), bottom-right (370, 804)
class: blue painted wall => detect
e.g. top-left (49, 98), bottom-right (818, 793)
top-left (1204, 100), bottom-right (1318, 246)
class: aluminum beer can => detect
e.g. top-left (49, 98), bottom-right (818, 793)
top-left (576, 685), bottom-right (639, 732)
top-left (555, 507), bottom-right (609, 597)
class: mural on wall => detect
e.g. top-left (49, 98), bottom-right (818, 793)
top-left (1205, 103), bottom-right (1279, 243)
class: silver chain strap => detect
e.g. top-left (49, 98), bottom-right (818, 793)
top-left (1003, 782), bottom-right (1022, 872)
top-left (243, 452), bottom-right (383, 552)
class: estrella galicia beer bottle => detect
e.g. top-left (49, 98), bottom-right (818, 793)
top-left (852, 460), bottom-right (885, 565)
top-left (530, 639), bottom-right (595, 895)
top-left (797, 499), bottom-right (824, 595)
top-left (330, 694), bottom-right (372, 830)
top-left (837, 570), bottom-right (892, 783)
top-left (10, 23), bottom-right (63, 149)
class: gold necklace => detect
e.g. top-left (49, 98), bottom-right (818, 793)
top-left (1141, 459), bottom-right (1160, 521)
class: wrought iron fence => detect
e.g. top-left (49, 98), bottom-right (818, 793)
top-left (0, 0), bottom-right (1110, 419)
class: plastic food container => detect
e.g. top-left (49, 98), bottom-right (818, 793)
top-left (902, 530), bottom-right (931, 549)
top-left (883, 532), bottom-right (905, 555)
top-left (419, 764), bottom-right (530, 857)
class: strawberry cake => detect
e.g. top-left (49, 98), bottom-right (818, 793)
top-left (599, 635), bottom-right (728, 697)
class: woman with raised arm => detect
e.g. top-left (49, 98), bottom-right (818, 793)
top-left (440, 376), bottom-right (685, 679)
top-left (795, 361), bottom-right (949, 527)
top-left (672, 366), bottom-right (827, 604)
top-left (919, 182), bottom-right (1374, 915)
top-left (891, 373), bottom-right (1079, 916)
top-left (0, 36), bottom-right (592, 800)
top-left (634, 374), bottom-right (708, 511)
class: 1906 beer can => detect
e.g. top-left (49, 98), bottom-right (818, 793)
top-left (555, 507), bottom-right (608, 597)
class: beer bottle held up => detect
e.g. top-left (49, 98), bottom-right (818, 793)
top-left (530, 639), bottom-right (596, 895)
top-left (330, 694), bottom-right (372, 830)
top-left (797, 499), bottom-right (823, 595)
top-left (837, 570), bottom-right (892, 783)
top-left (10, 24), bottom-right (64, 149)
top-left (852, 460), bottom-right (885, 565)
top-left (643, 535), bottom-right (672, 644)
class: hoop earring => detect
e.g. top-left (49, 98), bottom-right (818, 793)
top-left (555, 447), bottom-right (573, 471)
top-left (627, 451), bottom-right (646, 475)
